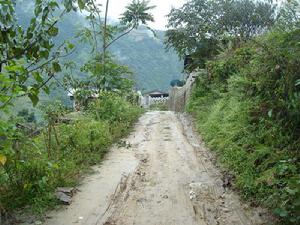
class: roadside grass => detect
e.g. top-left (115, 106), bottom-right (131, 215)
top-left (149, 102), bottom-right (168, 111)
top-left (187, 30), bottom-right (300, 224)
top-left (0, 94), bottom-right (143, 215)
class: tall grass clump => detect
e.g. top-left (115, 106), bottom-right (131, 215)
top-left (187, 29), bottom-right (300, 224)
top-left (0, 93), bottom-right (143, 214)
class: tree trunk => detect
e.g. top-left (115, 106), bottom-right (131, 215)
top-left (102, 0), bottom-right (110, 76)
top-left (48, 125), bottom-right (52, 158)
top-left (53, 125), bottom-right (60, 148)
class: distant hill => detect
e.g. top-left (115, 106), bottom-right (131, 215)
top-left (110, 28), bottom-right (183, 91)
top-left (10, 1), bottom-right (183, 118)
top-left (16, 1), bottom-right (183, 93)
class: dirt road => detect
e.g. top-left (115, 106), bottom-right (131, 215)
top-left (43, 111), bottom-right (271, 225)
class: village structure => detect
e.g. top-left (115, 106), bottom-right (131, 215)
top-left (138, 89), bottom-right (169, 108)
top-left (68, 56), bottom-right (197, 110)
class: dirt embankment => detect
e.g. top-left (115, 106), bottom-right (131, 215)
top-left (42, 111), bottom-right (272, 225)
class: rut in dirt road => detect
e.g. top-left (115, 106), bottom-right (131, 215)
top-left (43, 111), bottom-right (271, 225)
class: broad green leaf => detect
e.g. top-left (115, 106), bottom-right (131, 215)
top-left (78, 0), bottom-right (85, 10)
top-left (30, 18), bottom-right (36, 25)
top-left (28, 93), bottom-right (39, 106)
top-left (27, 31), bottom-right (33, 39)
top-left (33, 72), bottom-right (43, 83)
top-left (286, 187), bottom-right (298, 195)
top-left (48, 27), bottom-right (59, 37)
top-left (52, 62), bottom-right (62, 72)
top-left (274, 208), bottom-right (288, 218)
top-left (34, 5), bottom-right (42, 16)
top-left (67, 41), bottom-right (75, 50)
top-left (43, 86), bottom-right (50, 95)
top-left (0, 154), bottom-right (7, 166)
top-left (49, 1), bottom-right (59, 9)
top-left (40, 50), bottom-right (49, 59)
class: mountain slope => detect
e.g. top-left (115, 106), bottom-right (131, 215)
top-left (16, 1), bottom-right (183, 92)
top-left (110, 29), bottom-right (183, 91)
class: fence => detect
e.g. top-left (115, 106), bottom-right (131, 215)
top-left (140, 95), bottom-right (169, 108)
top-left (149, 96), bottom-right (169, 105)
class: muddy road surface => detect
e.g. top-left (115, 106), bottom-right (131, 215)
top-left (43, 111), bottom-right (271, 225)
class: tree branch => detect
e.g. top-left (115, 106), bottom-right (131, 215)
top-left (105, 25), bottom-right (135, 50)
top-left (16, 73), bottom-right (55, 99)
top-left (0, 96), bottom-right (13, 109)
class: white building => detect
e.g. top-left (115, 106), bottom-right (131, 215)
top-left (139, 89), bottom-right (169, 108)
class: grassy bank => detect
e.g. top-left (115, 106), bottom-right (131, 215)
top-left (187, 30), bottom-right (300, 224)
top-left (0, 93), bottom-right (143, 214)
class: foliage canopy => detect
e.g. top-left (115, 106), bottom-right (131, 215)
top-left (165, 0), bottom-right (276, 63)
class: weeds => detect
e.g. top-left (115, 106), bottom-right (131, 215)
top-left (0, 93), bottom-right (143, 215)
top-left (187, 30), bottom-right (300, 224)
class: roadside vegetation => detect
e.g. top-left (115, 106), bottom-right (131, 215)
top-left (166, 0), bottom-right (299, 224)
top-left (1, 94), bottom-right (142, 213)
top-left (149, 102), bottom-right (168, 111)
top-left (0, 0), bottom-right (152, 218)
top-left (188, 30), bottom-right (300, 224)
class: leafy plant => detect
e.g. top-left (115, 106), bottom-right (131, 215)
top-left (187, 29), bottom-right (300, 224)
top-left (81, 53), bottom-right (134, 93)
top-left (165, 0), bottom-right (276, 71)
top-left (17, 109), bottom-right (36, 123)
top-left (0, 0), bottom-right (86, 109)
top-left (0, 96), bottom-right (142, 215)
top-left (276, 0), bottom-right (300, 31)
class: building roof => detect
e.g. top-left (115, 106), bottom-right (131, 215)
top-left (144, 89), bottom-right (168, 95)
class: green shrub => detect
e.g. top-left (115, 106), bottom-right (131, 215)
top-left (188, 30), bottom-right (300, 224)
top-left (89, 92), bottom-right (143, 138)
top-left (0, 95), bottom-right (143, 214)
top-left (58, 119), bottom-right (112, 163)
top-left (149, 102), bottom-right (168, 111)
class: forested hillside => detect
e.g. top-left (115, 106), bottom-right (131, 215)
top-left (6, 0), bottom-right (182, 119)
top-left (111, 29), bottom-right (183, 91)
top-left (166, 0), bottom-right (300, 224)
top-left (17, 0), bottom-right (182, 93)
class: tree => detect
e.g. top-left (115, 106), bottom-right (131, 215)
top-left (103, 0), bottom-right (110, 66)
top-left (0, 0), bottom-right (90, 110)
top-left (276, 0), bottom-right (300, 31)
top-left (63, 52), bottom-right (135, 109)
top-left (165, 0), bottom-right (276, 60)
top-left (82, 0), bottom-right (156, 56)
top-left (17, 109), bottom-right (36, 123)
top-left (75, 0), bottom-right (156, 95)
top-left (103, 0), bottom-right (155, 85)
top-left (108, 0), bottom-right (156, 49)
top-left (221, 0), bottom-right (275, 39)
top-left (81, 53), bottom-right (134, 93)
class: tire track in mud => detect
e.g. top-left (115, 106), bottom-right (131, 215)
top-left (100, 111), bottom-right (272, 225)
top-left (43, 111), bottom-right (273, 225)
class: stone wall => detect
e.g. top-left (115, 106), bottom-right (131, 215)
top-left (168, 70), bottom-right (205, 112)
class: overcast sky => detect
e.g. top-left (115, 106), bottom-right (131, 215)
top-left (97, 0), bottom-right (186, 30)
